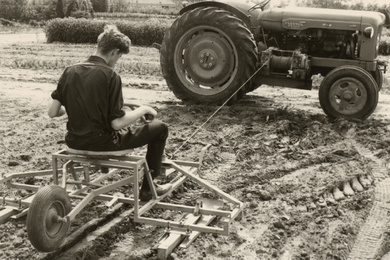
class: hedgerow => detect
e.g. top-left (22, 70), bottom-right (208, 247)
top-left (45, 18), bottom-right (172, 46)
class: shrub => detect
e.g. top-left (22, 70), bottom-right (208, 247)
top-left (45, 18), bottom-right (172, 46)
top-left (379, 40), bottom-right (390, 56)
top-left (0, 18), bottom-right (16, 26)
top-left (91, 0), bottom-right (110, 12)
top-left (0, 0), bottom-right (28, 20)
top-left (70, 10), bottom-right (92, 19)
top-left (45, 18), bottom-right (103, 43)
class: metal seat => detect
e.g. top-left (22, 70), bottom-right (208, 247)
top-left (66, 147), bottom-right (134, 157)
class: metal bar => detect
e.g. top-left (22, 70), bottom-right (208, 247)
top-left (68, 169), bottom-right (125, 196)
top-left (52, 154), bottom-right (59, 185)
top-left (1, 169), bottom-right (58, 184)
top-left (136, 175), bottom-right (187, 217)
top-left (152, 202), bottom-right (231, 218)
top-left (7, 183), bottom-right (40, 192)
top-left (68, 161), bottom-right (82, 189)
top-left (133, 163), bottom-right (141, 218)
top-left (66, 181), bottom-right (104, 188)
top-left (171, 162), bottom-right (242, 205)
top-left (54, 154), bottom-right (146, 169)
top-left (163, 160), bottom-right (199, 168)
top-left (136, 217), bottom-right (226, 235)
top-left (2, 195), bottom-right (35, 207)
top-left (62, 161), bottom-right (72, 189)
top-left (65, 176), bottom-right (134, 221)
top-left (231, 207), bottom-right (244, 221)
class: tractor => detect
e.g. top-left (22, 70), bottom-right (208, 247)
top-left (160, 0), bottom-right (390, 120)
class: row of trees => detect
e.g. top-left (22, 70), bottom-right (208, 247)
top-left (0, 0), bottom-right (95, 21)
top-left (0, 0), bottom-right (149, 21)
top-left (277, 0), bottom-right (387, 11)
top-left (0, 0), bottom-right (196, 21)
top-left (1, 0), bottom-right (387, 23)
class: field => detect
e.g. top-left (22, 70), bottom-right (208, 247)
top-left (1, 29), bottom-right (390, 260)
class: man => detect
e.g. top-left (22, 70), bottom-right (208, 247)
top-left (48, 25), bottom-right (171, 201)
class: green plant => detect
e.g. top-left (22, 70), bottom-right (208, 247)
top-left (379, 40), bottom-right (390, 56)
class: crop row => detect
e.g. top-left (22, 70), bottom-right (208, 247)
top-left (0, 42), bottom-right (162, 77)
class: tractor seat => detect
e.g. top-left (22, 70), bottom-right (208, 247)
top-left (66, 147), bottom-right (134, 157)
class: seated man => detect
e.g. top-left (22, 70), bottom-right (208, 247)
top-left (47, 25), bottom-right (171, 201)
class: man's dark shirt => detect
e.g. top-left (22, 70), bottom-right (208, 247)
top-left (51, 56), bottom-right (125, 150)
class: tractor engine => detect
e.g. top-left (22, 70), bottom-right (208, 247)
top-left (262, 29), bottom-right (358, 60)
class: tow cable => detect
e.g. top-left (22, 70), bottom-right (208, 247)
top-left (169, 58), bottom-right (271, 158)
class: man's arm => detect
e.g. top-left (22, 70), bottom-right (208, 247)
top-left (48, 99), bottom-right (66, 118)
top-left (111, 105), bottom-right (157, 130)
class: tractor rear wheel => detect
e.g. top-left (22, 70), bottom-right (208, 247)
top-left (160, 7), bottom-right (257, 105)
top-left (26, 185), bottom-right (71, 252)
top-left (319, 65), bottom-right (379, 120)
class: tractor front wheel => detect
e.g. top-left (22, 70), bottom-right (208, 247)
top-left (319, 65), bottom-right (379, 120)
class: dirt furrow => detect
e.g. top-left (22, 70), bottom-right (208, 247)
top-left (348, 142), bottom-right (390, 260)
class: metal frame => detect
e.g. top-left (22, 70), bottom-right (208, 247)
top-left (0, 149), bottom-right (244, 259)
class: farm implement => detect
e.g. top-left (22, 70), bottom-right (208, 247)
top-left (0, 146), bottom-right (243, 259)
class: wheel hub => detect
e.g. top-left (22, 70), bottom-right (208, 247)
top-left (342, 91), bottom-right (354, 102)
top-left (177, 29), bottom-right (236, 90)
top-left (45, 202), bottom-right (65, 238)
top-left (329, 77), bottom-right (367, 115)
top-left (199, 51), bottom-right (217, 70)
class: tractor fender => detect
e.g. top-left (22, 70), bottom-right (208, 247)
top-left (180, 1), bottom-right (262, 32)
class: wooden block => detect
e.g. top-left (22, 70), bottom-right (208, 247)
top-left (157, 214), bottom-right (200, 260)
top-left (179, 215), bottom-right (215, 248)
top-left (10, 208), bottom-right (28, 220)
top-left (0, 208), bottom-right (16, 224)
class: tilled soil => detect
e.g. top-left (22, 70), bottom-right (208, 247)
top-left (1, 32), bottom-right (390, 260)
top-left (1, 77), bottom-right (390, 260)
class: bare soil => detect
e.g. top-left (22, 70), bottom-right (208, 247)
top-left (1, 32), bottom-right (390, 260)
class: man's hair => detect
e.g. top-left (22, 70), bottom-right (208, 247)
top-left (97, 25), bottom-right (131, 54)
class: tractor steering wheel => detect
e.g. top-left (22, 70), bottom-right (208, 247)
top-left (248, 0), bottom-right (270, 12)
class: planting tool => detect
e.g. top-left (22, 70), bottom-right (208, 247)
top-left (0, 146), bottom-right (243, 259)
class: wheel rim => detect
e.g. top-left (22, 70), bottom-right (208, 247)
top-left (174, 25), bottom-right (238, 96)
top-left (328, 77), bottom-right (368, 115)
top-left (45, 201), bottom-right (66, 238)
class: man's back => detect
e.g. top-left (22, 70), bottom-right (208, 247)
top-left (52, 56), bottom-right (125, 139)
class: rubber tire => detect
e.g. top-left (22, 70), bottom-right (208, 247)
top-left (371, 66), bottom-right (383, 90)
top-left (160, 7), bottom-right (257, 105)
top-left (27, 185), bottom-right (71, 252)
top-left (319, 65), bottom-right (379, 120)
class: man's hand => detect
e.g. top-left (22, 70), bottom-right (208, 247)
top-left (139, 105), bottom-right (157, 121)
top-left (111, 104), bottom-right (157, 130)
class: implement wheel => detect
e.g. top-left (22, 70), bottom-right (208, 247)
top-left (27, 185), bottom-right (71, 252)
top-left (319, 65), bottom-right (379, 120)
